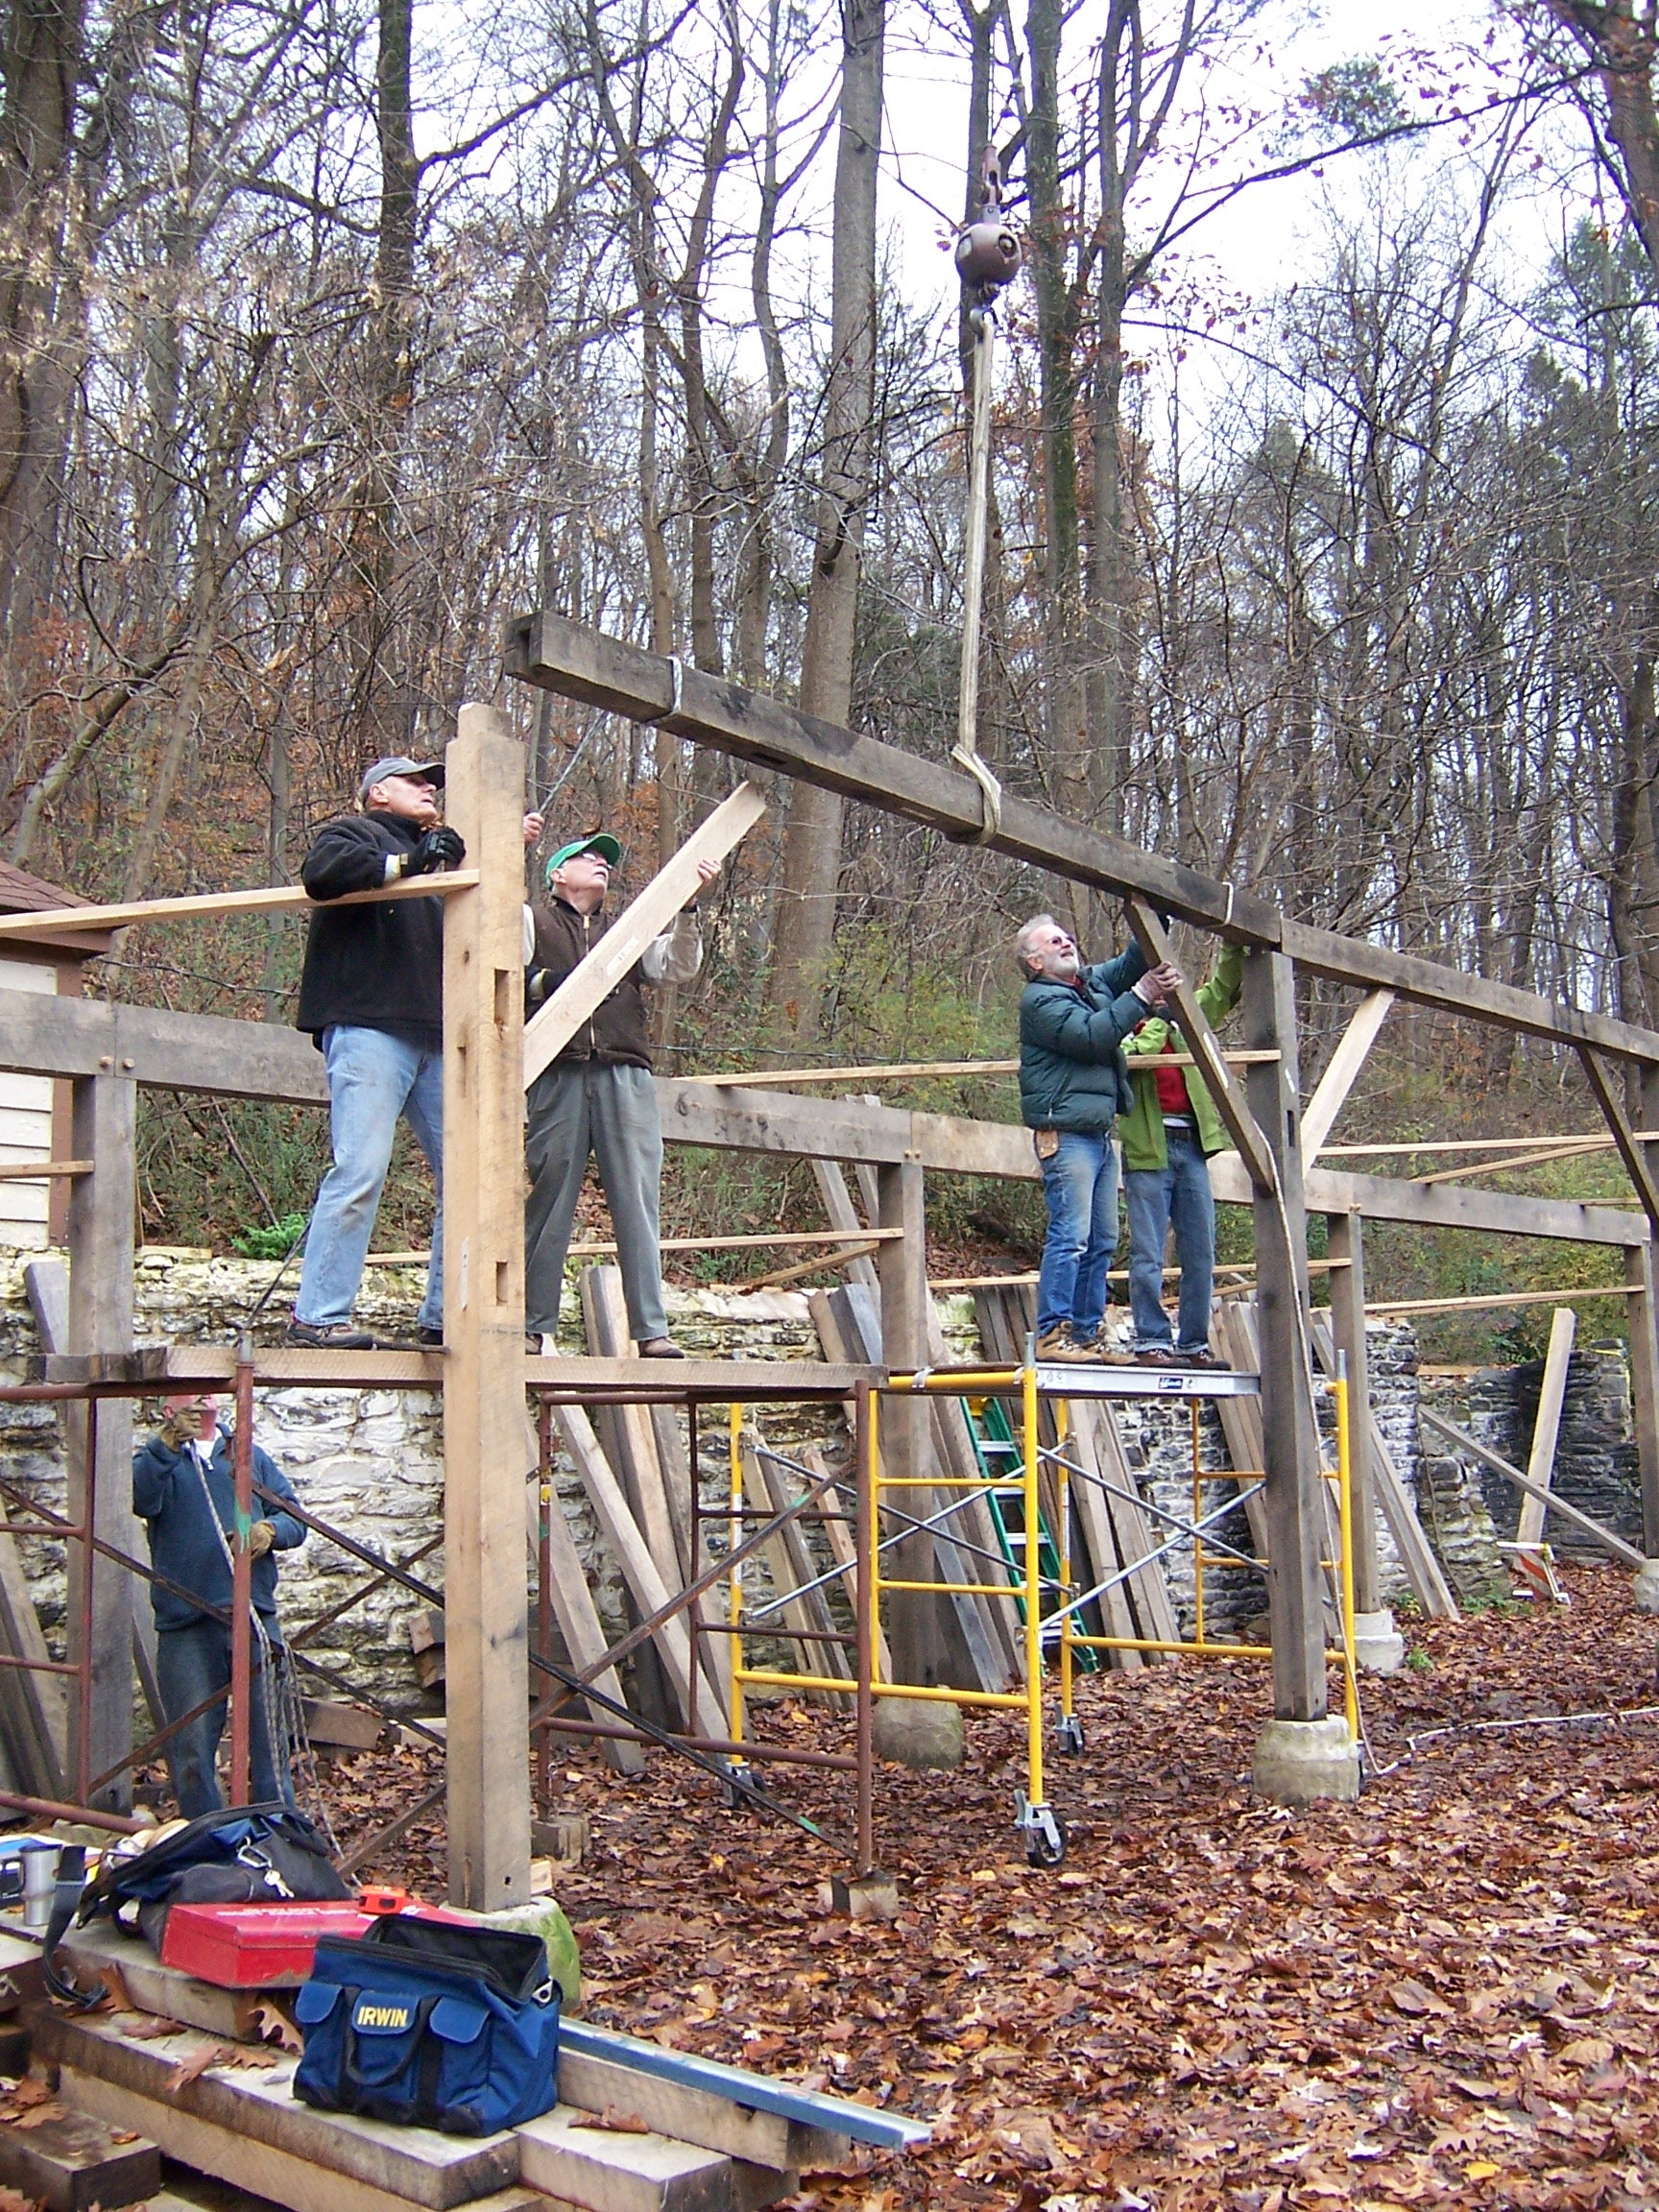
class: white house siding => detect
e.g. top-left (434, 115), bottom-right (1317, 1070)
top-left (0, 957), bottom-right (57, 1249)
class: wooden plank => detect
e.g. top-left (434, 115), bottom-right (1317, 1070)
top-left (1421, 1409), bottom-right (1647, 1568)
top-left (1626, 1240), bottom-right (1659, 1556)
top-left (795, 1443), bottom-right (892, 1679)
top-left (1517, 1308), bottom-right (1577, 1548)
top-left (525, 1478), bottom-right (644, 1775)
top-left (516, 2104), bottom-right (773, 2212)
top-left (1308, 1314), bottom-right (1458, 1620)
top-left (810, 1160), bottom-right (879, 1289)
top-left (66, 1071), bottom-right (137, 1810)
top-left (0, 870), bottom-right (479, 940)
top-left (57, 2071), bottom-right (539, 2212)
top-left (442, 704), bottom-right (533, 1911)
top-left (1210, 1152), bottom-right (1650, 1245)
top-left (1242, 954), bottom-right (1329, 1722)
top-left (0, 1156), bottom-right (89, 1178)
top-left (581, 1269), bottom-right (692, 1582)
top-left (1324, 1213), bottom-right (1379, 1614)
top-left (1124, 897), bottom-right (1277, 1191)
top-left (524, 783), bottom-right (766, 1085)
top-left (509, 609), bottom-right (1659, 1065)
top-left (62, 1920), bottom-right (268, 2034)
top-left (1579, 1044), bottom-right (1659, 1232)
top-left (0, 2100), bottom-right (159, 2212)
top-left (1301, 993), bottom-right (1394, 1158)
top-left (1075, 1400), bottom-right (1181, 1647)
top-left (555, 2042), bottom-right (848, 2174)
top-left (552, 1403), bottom-right (706, 1726)
top-left (1053, 1404), bottom-right (1142, 1670)
top-left (742, 1428), bottom-right (853, 1705)
top-left (36, 2011), bottom-right (522, 2209)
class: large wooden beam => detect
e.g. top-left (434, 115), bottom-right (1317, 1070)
top-left (1123, 897), bottom-right (1276, 1190)
top-left (65, 1073), bottom-right (137, 1811)
top-left (1244, 952), bottom-right (1328, 1723)
top-left (523, 784), bottom-right (766, 1085)
top-left (0, 987), bottom-right (327, 1103)
top-left (442, 704), bottom-right (532, 1911)
top-left (1209, 1150), bottom-right (1647, 1245)
top-left (1422, 1410), bottom-right (1647, 1569)
top-left (1578, 1045), bottom-right (1659, 1235)
top-left (1324, 1213), bottom-right (1380, 1616)
top-left (1302, 993), bottom-right (1394, 1159)
top-left (507, 611), bottom-right (1659, 1065)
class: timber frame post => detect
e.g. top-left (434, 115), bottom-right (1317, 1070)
top-left (65, 1070), bottom-right (137, 1811)
top-left (1242, 958), bottom-right (1323, 1702)
top-left (442, 704), bottom-right (533, 1909)
top-left (875, 1157), bottom-right (959, 1729)
top-left (1325, 1214), bottom-right (1377, 1615)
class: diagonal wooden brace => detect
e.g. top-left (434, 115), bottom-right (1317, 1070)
top-left (1577, 1044), bottom-right (1659, 1238)
top-left (524, 781), bottom-right (767, 1087)
top-left (1121, 897), bottom-right (1278, 1194)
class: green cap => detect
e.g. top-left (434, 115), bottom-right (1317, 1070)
top-left (544, 832), bottom-right (622, 885)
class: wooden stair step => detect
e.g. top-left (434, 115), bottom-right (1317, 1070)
top-left (0, 2099), bottom-right (160, 2212)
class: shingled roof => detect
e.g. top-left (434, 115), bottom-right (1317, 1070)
top-left (0, 860), bottom-right (91, 915)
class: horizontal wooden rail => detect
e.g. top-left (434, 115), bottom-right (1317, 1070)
top-left (0, 1159), bottom-right (90, 1180)
top-left (0, 871), bottom-right (480, 940)
top-left (685, 1050), bottom-right (1281, 1086)
top-left (1364, 1284), bottom-right (1638, 1317)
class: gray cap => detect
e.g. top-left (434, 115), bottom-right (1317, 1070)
top-left (359, 756), bottom-right (445, 801)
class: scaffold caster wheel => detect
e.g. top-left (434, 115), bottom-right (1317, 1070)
top-left (1055, 1715), bottom-right (1086, 1756)
top-left (1014, 1791), bottom-right (1068, 1868)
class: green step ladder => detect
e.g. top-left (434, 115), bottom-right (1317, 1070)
top-left (958, 1395), bottom-right (1097, 1671)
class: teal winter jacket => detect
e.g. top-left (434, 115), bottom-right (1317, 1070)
top-left (1018, 945), bottom-right (1150, 1133)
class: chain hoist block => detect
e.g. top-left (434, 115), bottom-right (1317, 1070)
top-left (954, 218), bottom-right (1022, 294)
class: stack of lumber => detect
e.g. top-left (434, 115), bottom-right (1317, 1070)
top-left (973, 1285), bottom-right (1177, 1669)
top-left (23, 1913), bottom-right (923, 2212)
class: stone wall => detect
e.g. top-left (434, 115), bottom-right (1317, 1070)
top-left (0, 1246), bottom-right (854, 1719)
top-left (1464, 1349), bottom-right (1644, 1553)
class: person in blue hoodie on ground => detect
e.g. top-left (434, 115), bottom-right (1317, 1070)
top-left (1017, 913), bottom-right (1181, 1361)
top-left (133, 1391), bottom-right (307, 1817)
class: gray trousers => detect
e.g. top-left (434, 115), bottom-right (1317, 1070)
top-left (525, 1061), bottom-right (668, 1341)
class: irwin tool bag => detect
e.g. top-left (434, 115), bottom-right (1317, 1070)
top-left (293, 1916), bottom-right (561, 2134)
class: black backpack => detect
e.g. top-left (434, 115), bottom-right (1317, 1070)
top-left (46, 1802), bottom-right (349, 2005)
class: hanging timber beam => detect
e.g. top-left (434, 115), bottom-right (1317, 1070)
top-left (1301, 993), bottom-right (1394, 1158)
top-left (506, 612), bottom-right (1659, 1066)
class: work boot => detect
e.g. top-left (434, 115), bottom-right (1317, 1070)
top-left (417, 1326), bottom-right (444, 1349)
top-left (286, 1318), bottom-right (374, 1351)
top-left (1175, 1345), bottom-right (1229, 1370)
top-left (637, 1336), bottom-right (685, 1358)
top-left (1133, 1344), bottom-right (1182, 1368)
top-left (524, 1333), bottom-right (546, 1357)
top-left (1034, 1324), bottom-right (1093, 1362)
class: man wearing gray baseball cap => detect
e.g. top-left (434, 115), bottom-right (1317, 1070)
top-left (288, 757), bottom-right (541, 1349)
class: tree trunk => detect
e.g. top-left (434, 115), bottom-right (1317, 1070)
top-left (763, 0), bottom-right (884, 1044)
top-left (0, 0), bottom-right (84, 641)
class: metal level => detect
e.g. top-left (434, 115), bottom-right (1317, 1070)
top-left (558, 2019), bottom-right (932, 2149)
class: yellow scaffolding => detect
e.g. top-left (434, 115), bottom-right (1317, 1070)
top-left (720, 1354), bottom-right (1362, 1868)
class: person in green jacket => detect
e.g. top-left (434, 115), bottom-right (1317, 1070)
top-left (1119, 941), bottom-right (1245, 1367)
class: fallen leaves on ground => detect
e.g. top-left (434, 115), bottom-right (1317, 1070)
top-left (326, 1563), bottom-right (1659, 2209)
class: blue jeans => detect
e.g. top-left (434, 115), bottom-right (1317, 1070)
top-left (155, 1620), bottom-right (293, 1819)
top-left (1124, 1124), bottom-right (1216, 1352)
top-left (295, 1025), bottom-right (443, 1333)
top-left (1036, 1131), bottom-right (1120, 1337)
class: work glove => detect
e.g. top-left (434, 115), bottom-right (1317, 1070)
top-left (525, 968), bottom-right (552, 1007)
top-left (247, 1521), bottom-right (276, 1559)
top-left (157, 1406), bottom-right (200, 1451)
top-left (404, 826), bottom-right (466, 877)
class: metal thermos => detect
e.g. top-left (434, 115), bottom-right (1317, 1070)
top-left (19, 1842), bottom-right (58, 1933)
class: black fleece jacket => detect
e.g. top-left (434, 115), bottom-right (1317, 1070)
top-left (296, 811), bottom-right (443, 1046)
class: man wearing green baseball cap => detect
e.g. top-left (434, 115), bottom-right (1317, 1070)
top-left (524, 832), bottom-right (719, 1356)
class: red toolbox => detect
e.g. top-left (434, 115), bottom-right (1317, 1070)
top-left (159, 1900), bottom-right (376, 1986)
top-left (157, 1898), bottom-right (473, 1989)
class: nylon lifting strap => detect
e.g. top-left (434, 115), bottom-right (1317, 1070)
top-left (951, 301), bottom-right (1002, 844)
